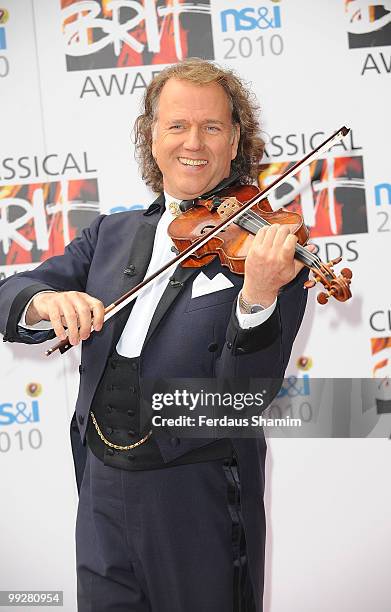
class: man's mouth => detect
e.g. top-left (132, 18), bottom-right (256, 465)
top-left (178, 157), bottom-right (208, 166)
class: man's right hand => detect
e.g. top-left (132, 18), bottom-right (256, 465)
top-left (26, 291), bottom-right (105, 345)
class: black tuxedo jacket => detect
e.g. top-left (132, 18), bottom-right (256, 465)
top-left (0, 194), bottom-right (308, 608)
top-left (0, 193), bottom-right (308, 450)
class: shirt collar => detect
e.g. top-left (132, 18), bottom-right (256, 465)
top-left (144, 173), bottom-right (241, 217)
top-left (164, 191), bottom-right (181, 205)
top-left (164, 192), bottom-right (184, 217)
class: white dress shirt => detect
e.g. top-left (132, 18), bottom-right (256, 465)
top-left (20, 194), bottom-right (276, 356)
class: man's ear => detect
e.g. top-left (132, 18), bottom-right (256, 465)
top-left (231, 124), bottom-right (240, 160)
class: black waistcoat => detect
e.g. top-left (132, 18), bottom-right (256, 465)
top-left (86, 352), bottom-right (232, 471)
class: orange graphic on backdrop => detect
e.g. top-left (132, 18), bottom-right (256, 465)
top-left (371, 337), bottom-right (391, 378)
top-left (61, 0), bottom-right (212, 69)
top-left (0, 179), bottom-right (99, 265)
top-left (258, 156), bottom-right (367, 238)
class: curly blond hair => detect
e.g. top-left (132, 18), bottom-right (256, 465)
top-left (134, 58), bottom-right (264, 193)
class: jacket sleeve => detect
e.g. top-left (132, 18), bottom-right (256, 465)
top-left (214, 267), bottom-right (309, 402)
top-left (0, 214), bottom-right (106, 344)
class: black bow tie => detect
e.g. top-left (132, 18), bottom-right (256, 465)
top-left (179, 172), bottom-right (240, 212)
top-left (144, 173), bottom-right (240, 217)
top-left (179, 199), bottom-right (196, 212)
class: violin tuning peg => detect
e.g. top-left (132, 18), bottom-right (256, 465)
top-left (329, 256), bottom-right (342, 266)
top-left (340, 267), bottom-right (353, 280)
top-left (304, 280), bottom-right (316, 289)
top-left (317, 292), bottom-right (329, 305)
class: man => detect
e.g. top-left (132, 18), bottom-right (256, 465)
top-left (0, 59), bottom-right (311, 611)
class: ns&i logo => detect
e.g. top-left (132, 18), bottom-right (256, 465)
top-left (0, 383), bottom-right (43, 453)
top-left (220, 3), bottom-right (281, 32)
top-left (0, 399), bottom-right (40, 426)
top-left (220, 1), bottom-right (284, 61)
top-left (374, 177), bottom-right (391, 233)
top-left (0, 382), bottom-right (42, 426)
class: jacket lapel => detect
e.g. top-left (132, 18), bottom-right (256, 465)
top-left (109, 192), bottom-right (200, 353)
top-left (110, 194), bottom-right (164, 351)
top-left (143, 264), bottom-right (198, 348)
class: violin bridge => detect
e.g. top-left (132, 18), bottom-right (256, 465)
top-left (217, 197), bottom-right (241, 220)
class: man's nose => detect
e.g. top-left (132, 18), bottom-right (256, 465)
top-left (183, 126), bottom-right (202, 151)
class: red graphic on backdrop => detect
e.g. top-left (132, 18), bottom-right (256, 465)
top-left (370, 337), bottom-right (391, 414)
top-left (371, 337), bottom-right (391, 377)
top-left (0, 179), bottom-right (99, 265)
top-left (258, 155), bottom-right (367, 238)
top-left (345, 0), bottom-right (391, 48)
top-left (61, 0), bottom-right (214, 71)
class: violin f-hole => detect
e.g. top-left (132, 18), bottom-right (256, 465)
top-left (200, 224), bottom-right (217, 234)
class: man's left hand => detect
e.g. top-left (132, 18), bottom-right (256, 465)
top-left (241, 224), bottom-right (315, 307)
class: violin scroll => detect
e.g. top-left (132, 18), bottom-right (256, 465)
top-left (305, 256), bottom-right (353, 305)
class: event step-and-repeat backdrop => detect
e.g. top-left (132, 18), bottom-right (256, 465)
top-left (1, 1), bottom-right (391, 610)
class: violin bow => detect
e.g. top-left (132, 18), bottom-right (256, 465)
top-left (46, 126), bottom-right (350, 356)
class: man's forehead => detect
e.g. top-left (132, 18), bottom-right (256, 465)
top-left (160, 77), bottom-right (226, 93)
top-left (157, 78), bottom-right (231, 113)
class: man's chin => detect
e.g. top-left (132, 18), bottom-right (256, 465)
top-left (167, 177), bottom-right (220, 200)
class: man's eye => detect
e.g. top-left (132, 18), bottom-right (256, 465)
top-left (170, 125), bottom-right (183, 130)
top-left (205, 126), bottom-right (220, 133)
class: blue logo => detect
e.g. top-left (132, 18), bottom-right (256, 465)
top-left (109, 204), bottom-right (145, 214)
top-left (0, 9), bottom-right (9, 50)
top-left (375, 182), bottom-right (391, 206)
top-left (221, 5), bottom-right (281, 32)
top-left (0, 400), bottom-right (40, 425)
top-left (0, 27), bottom-right (6, 50)
top-left (277, 375), bottom-right (310, 398)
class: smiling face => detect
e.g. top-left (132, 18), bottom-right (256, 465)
top-left (151, 78), bottom-right (240, 200)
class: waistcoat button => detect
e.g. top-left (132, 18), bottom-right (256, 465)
top-left (128, 429), bottom-right (136, 437)
top-left (127, 409), bottom-right (135, 417)
top-left (106, 448), bottom-right (114, 456)
top-left (106, 427), bottom-right (113, 435)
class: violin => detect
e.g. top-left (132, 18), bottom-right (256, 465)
top-left (167, 183), bottom-right (352, 305)
top-left (46, 126), bottom-right (352, 356)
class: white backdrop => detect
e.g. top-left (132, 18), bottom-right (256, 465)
top-left (1, 1), bottom-right (391, 610)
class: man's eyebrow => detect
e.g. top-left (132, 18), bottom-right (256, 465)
top-left (164, 119), bottom-right (227, 125)
top-left (202, 119), bottom-right (226, 125)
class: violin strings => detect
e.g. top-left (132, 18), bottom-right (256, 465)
top-left (236, 209), bottom-right (322, 270)
top-left (241, 210), bottom-right (323, 270)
